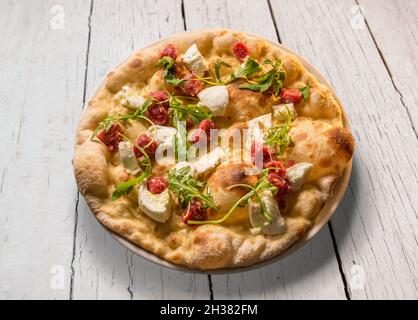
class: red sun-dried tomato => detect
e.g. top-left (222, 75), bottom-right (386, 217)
top-left (96, 123), bottom-right (123, 153)
top-left (147, 176), bottom-right (168, 194)
top-left (251, 141), bottom-right (275, 167)
top-left (179, 73), bottom-right (203, 97)
top-left (281, 88), bottom-right (302, 104)
top-left (133, 133), bottom-right (158, 158)
top-left (267, 163), bottom-right (292, 198)
top-left (189, 119), bottom-right (216, 144)
top-left (181, 199), bottom-right (208, 223)
top-left (233, 42), bottom-right (250, 62)
top-left (265, 161), bottom-right (286, 176)
top-left (284, 159), bottom-right (296, 168)
top-left (146, 104), bottom-right (169, 125)
top-left (268, 172), bottom-right (291, 197)
top-left (159, 44), bottom-right (178, 60)
top-left (145, 91), bottom-right (170, 125)
top-left (150, 91), bottom-right (169, 104)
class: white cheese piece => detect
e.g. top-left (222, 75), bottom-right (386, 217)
top-left (286, 162), bottom-right (313, 191)
top-left (272, 103), bottom-right (297, 120)
top-left (182, 43), bottom-right (209, 77)
top-left (249, 191), bottom-right (286, 235)
top-left (197, 86), bottom-right (229, 116)
top-left (149, 125), bottom-right (177, 165)
top-left (192, 147), bottom-right (225, 175)
top-left (138, 183), bottom-right (171, 223)
top-left (147, 125), bottom-right (177, 144)
top-left (118, 86), bottom-right (145, 110)
top-left (175, 161), bottom-right (197, 177)
top-left (118, 141), bottom-right (141, 175)
top-left (244, 113), bottom-right (272, 163)
top-left (246, 113), bottom-right (272, 143)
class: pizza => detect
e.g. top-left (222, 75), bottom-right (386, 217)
top-left (73, 29), bottom-right (354, 270)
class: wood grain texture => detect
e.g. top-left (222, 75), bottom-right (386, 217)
top-left (270, 0), bottom-right (418, 299)
top-left (359, 0), bottom-right (418, 135)
top-left (183, 0), bottom-right (347, 300)
top-left (71, 0), bottom-right (210, 300)
top-left (0, 0), bottom-right (91, 299)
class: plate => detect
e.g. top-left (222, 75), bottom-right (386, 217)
top-left (84, 29), bottom-right (353, 274)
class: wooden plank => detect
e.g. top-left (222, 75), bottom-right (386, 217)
top-left (183, 0), bottom-right (347, 300)
top-left (71, 0), bottom-right (210, 300)
top-left (0, 0), bottom-right (91, 299)
top-left (270, 0), bottom-right (418, 299)
top-left (359, 0), bottom-right (418, 134)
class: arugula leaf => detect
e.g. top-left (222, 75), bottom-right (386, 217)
top-left (237, 59), bottom-right (286, 96)
top-left (238, 70), bottom-right (275, 92)
top-left (111, 174), bottom-right (148, 200)
top-left (169, 96), bottom-right (212, 124)
top-left (299, 86), bottom-right (310, 102)
top-left (171, 108), bottom-right (187, 162)
top-left (168, 166), bottom-right (217, 210)
top-left (214, 60), bottom-right (232, 83)
top-left (233, 57), bottom-right (261, 79)
top-left (154, 56), bottom-right (185, 86)
top-left (266, 106), bottom-right (293, 155)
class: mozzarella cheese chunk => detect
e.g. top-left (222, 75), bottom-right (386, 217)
top-left (244, 113), bottom-right (272, 162)
top-left (249, 191), bottom-right (286, 235)
top-left (286, 162), bottom-right (313, 191)
top-left (118, 86), bottom-right (145, 110)
top-left (175, 161), bottom-right (197, 177)
top-left (192, 147), bottom-right (225, 175)
top-left (247, 113), bottom-right (272, 143)
top-left (138, 183), bottom-right (171, 223)
top-left (197, 86), bottom-right (229, 116)
top-left (272, 103), bottom-right (297, 120)
top-left (118, 141), bottom-right (141, 175)
top-left (148, 125), bottom-right (177, 144)
top-left (182, 43), bottom-right (209, 76)
top-left (148, 125), bottom-right (177, 165)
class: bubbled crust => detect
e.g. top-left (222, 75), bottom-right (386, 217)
top-left (73, 29), bottom-right (354, 270)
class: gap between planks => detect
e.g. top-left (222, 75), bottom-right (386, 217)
top-left (70, 0), bottom-right (94, 300)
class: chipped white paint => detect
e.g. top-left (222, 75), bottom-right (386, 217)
top-left (0, 0), bottom-right (417, 300)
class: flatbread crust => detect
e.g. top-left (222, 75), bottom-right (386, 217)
top-left (73, 29), bottom-right (354, 270)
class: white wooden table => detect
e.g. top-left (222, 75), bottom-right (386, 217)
top-left (0, 0), bottom-right (417, 300)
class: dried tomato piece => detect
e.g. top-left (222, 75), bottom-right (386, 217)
top-left (159, 44), bottom-right (178, 60)
top-left (281, 88), bottom-right (302, 104)
top-left (181, 199), bottom-right (208, 223)
top-left (147, 176), bottom-right (168, 194)
top-left (150, 91), bottom-right (170, 109)
top-left (179, 73), bottom-right (203, 97)
top-left (189, 119), bottom-right (216, 144)
top-left (285, 159), bottom-right (296, 168)
top-left (145, 91), bottom-right (170, 125)
top-left (251, 141), bottom-right (275, 167)
top-left (96, 123), bottom-right (123, 152)
top-left (268, 172), bottom-right (291, 197)
top-left (265, 161), bottom-right (286, 176)
top-left (133, 133), bottom-right (158, 158)
top-left (145, 104), bottom-right (169, 125)
top-left (267, 162), bottom-right (292, 198)
top-left (233, 42), bottom-right (250, 62)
